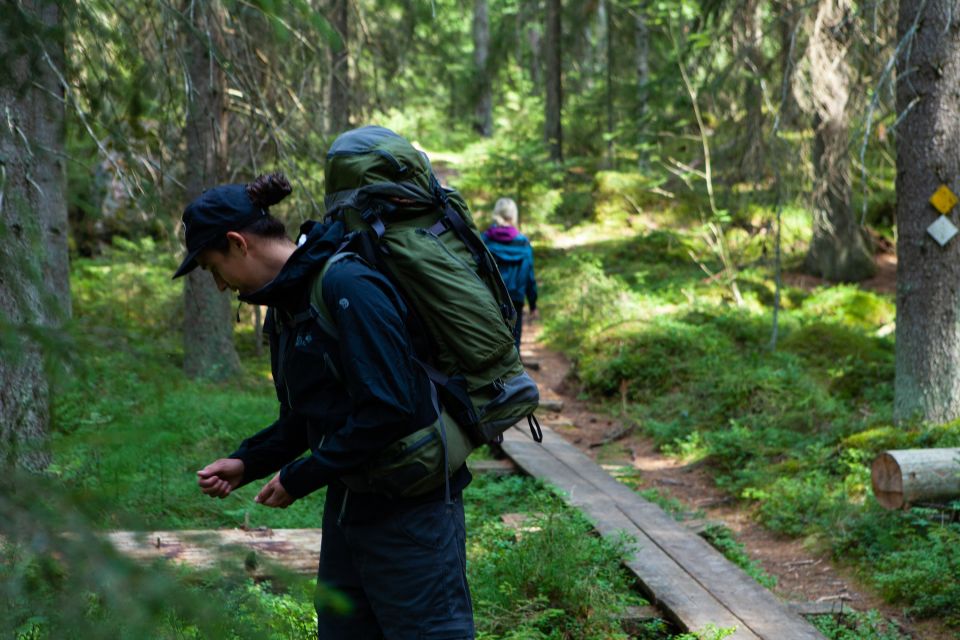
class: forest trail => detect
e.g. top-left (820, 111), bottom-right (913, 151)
top-left (519, 314), bottom-right (953, 640)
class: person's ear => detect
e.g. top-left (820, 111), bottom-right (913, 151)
top-left (225, 231), bottom-right (248, 256)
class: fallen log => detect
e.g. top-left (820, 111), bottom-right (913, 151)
top-left (105, 528), bottom-right (322, 576)
top-left (871, 448), bottom-right (960, 510)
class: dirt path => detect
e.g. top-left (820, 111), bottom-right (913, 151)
top-left (519, 318), bottom-right (954, 640)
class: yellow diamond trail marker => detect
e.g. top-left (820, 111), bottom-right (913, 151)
top-left (928, 215), bottom-right (959, 247)
top-left (930, 185), bottom-right (959, 215)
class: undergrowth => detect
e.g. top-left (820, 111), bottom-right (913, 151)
top-left (535, 172), bottom-right (960, 628)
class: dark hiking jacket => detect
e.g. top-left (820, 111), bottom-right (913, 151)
top-left (229, 220), bottom-right (469, 508)
top-left (482, 226), bottom-right (538, 310)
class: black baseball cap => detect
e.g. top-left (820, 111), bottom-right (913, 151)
top-left (172, 184), bottom-right (267, 279)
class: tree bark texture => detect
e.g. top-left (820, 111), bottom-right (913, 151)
top-left (326, 0), bottom-right (350, 136)
top-left (803, 0), bottom-right (875, 282)
top-left (545, 0), bottom-right (563, 162)
top-left (0, 0), bottom-right (69, 470)
top-left (733, 0), bottom-right (764, 182)
top-left (473, 0), bottom-right (493, 137)
top-left (635, 2), bottom-right (650, 169)
top-left (776, 0), bottom-right (802, 129)
top-left (872, 449), bottom-right (960, 509)
top-left (604, 0), bottom-right (615, 168)
top-left (182, 0), bottom-right (241, 381)
top-left (895, 0), bottom-right (960, 424)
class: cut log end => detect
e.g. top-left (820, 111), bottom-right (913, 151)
top-left (871, 448), bottom-right (960, 510)
top-left (871, 452), bottom-right (904, 510)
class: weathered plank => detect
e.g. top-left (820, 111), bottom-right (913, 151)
top-left (534, 427), bottom-right (823, 640)
top-left (106, 528), bottom-right (321, 576)
top-left (468, 458), bottom-right (519, 476)
top-left (502, 431), bottom-right (760, 639)
top-left (503, 425), bottom-right (826, 640)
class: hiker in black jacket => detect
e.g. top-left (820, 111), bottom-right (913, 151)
top-left (177, 173), bottom-right (475, 640)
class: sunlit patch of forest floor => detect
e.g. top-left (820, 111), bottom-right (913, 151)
top-left (520, 316), bottom-right (954, 640)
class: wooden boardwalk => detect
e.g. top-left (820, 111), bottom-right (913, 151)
top-left (501, 423), bottom-right (826, 640)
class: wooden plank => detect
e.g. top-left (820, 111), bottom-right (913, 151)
top-left (527, 426), bottom-right (824, 640)
top-left (539, 398), bottom-right (563, 412)
top-left (502, 432), bottom-right (760, 639)
top-left (106, 528), bottom-right (321, 576)
top-left (468, 458), bottom-right (519, 476)
top-left (504, 426), bottom-right (825, 640)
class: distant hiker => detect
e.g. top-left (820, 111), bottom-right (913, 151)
top-left (178, 173), bottom-right (475, 639)
top-left (482, 197), bottom-right (538, 350)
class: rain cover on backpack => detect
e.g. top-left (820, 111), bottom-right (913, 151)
top-left (323, 126), bottom-right (541, 446)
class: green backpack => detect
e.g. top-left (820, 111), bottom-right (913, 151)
top-left (312, 126), bottom-right (542, 498)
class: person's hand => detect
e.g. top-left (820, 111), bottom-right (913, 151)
top-left (197, 458), bottom-right (244, 499)
top-left (255, 472), bottom-right (295, 508)
top-left (528, 308), bottom-right (539, 322)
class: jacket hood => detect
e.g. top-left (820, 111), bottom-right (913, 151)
top-left (239, 220), bottom-right (346, 309)
top-left (484, 234), bottom-right (530, 264)
top-left (484, 225), bottom-right (519, 243)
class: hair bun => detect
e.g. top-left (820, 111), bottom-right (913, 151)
top-left (246, 172), bottom-right (292, 208)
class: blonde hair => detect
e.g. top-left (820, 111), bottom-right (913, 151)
top-left (492, 197), bottom-right (519, 227)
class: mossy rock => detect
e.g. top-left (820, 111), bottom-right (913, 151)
top-left (592, 171), bottom-right (661, 223)
top-left (578, 320), bottom-right (727, 398)
top-left (780, 322), bottom-right (891, 367)
top-left (800, 285), bottom-right (894, 330)
top-left (841, 426), bottom-right (915, 453)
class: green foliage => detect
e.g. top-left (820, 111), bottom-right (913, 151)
top-left (592, 171), bottom-right (668, 224)
top-left (456, 117), bottom-right (563, 226)
top-left (0, 472), bottom-right (322, 640)
top-left (469, 493), bottom-right (643, 640)
top-left (699, 525), bottom-right (776, 589)
top-left (811, 609), bottom-right (911, 640)
top-left (798, 286), bottom-right (895, 330)
top-left (53, 249), bottom-right (323, 529)
top-left (872, 523), bottom-right (960, 622)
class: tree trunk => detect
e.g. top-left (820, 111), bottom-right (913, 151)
top-left (803, 0), bottom-right (875, 282)
top-left (326, 0), bottom-right (350, 136)
top-left (635, 2), bottom-right (650, 169)
top-left (604, 0), bottom-right (615, 168)
top-left (733, 0), bottom-right (764, 182)
top-left (872, 449), bottom-right (960, 509)
top-left (0, 0), bottom-right (69, 470)
top-left (895, 0), bottom-right (960, 424)
top-left (545, 0), bottom-right (563, 162)
top-left (473, 0), bottom-right (493, 137)
top-left (776, 0), bottom-right (802, 129)
top-left (182, 0), bottom-right (241, 381)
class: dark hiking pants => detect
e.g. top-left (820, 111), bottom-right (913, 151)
top-left (316, 488), bottom-right (475, 640)
top-left (511, 300), bottom-right (524, 352)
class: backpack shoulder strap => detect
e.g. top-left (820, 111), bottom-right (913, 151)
top-left (308, 250), bottom-right (358, 339)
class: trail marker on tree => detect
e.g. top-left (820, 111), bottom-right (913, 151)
top-left (927, 185), bottom-right (959, 246)
top-left (929, 184), bottom-right (958, 214)
top-left (926, 216), bottom-right (958, 246)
